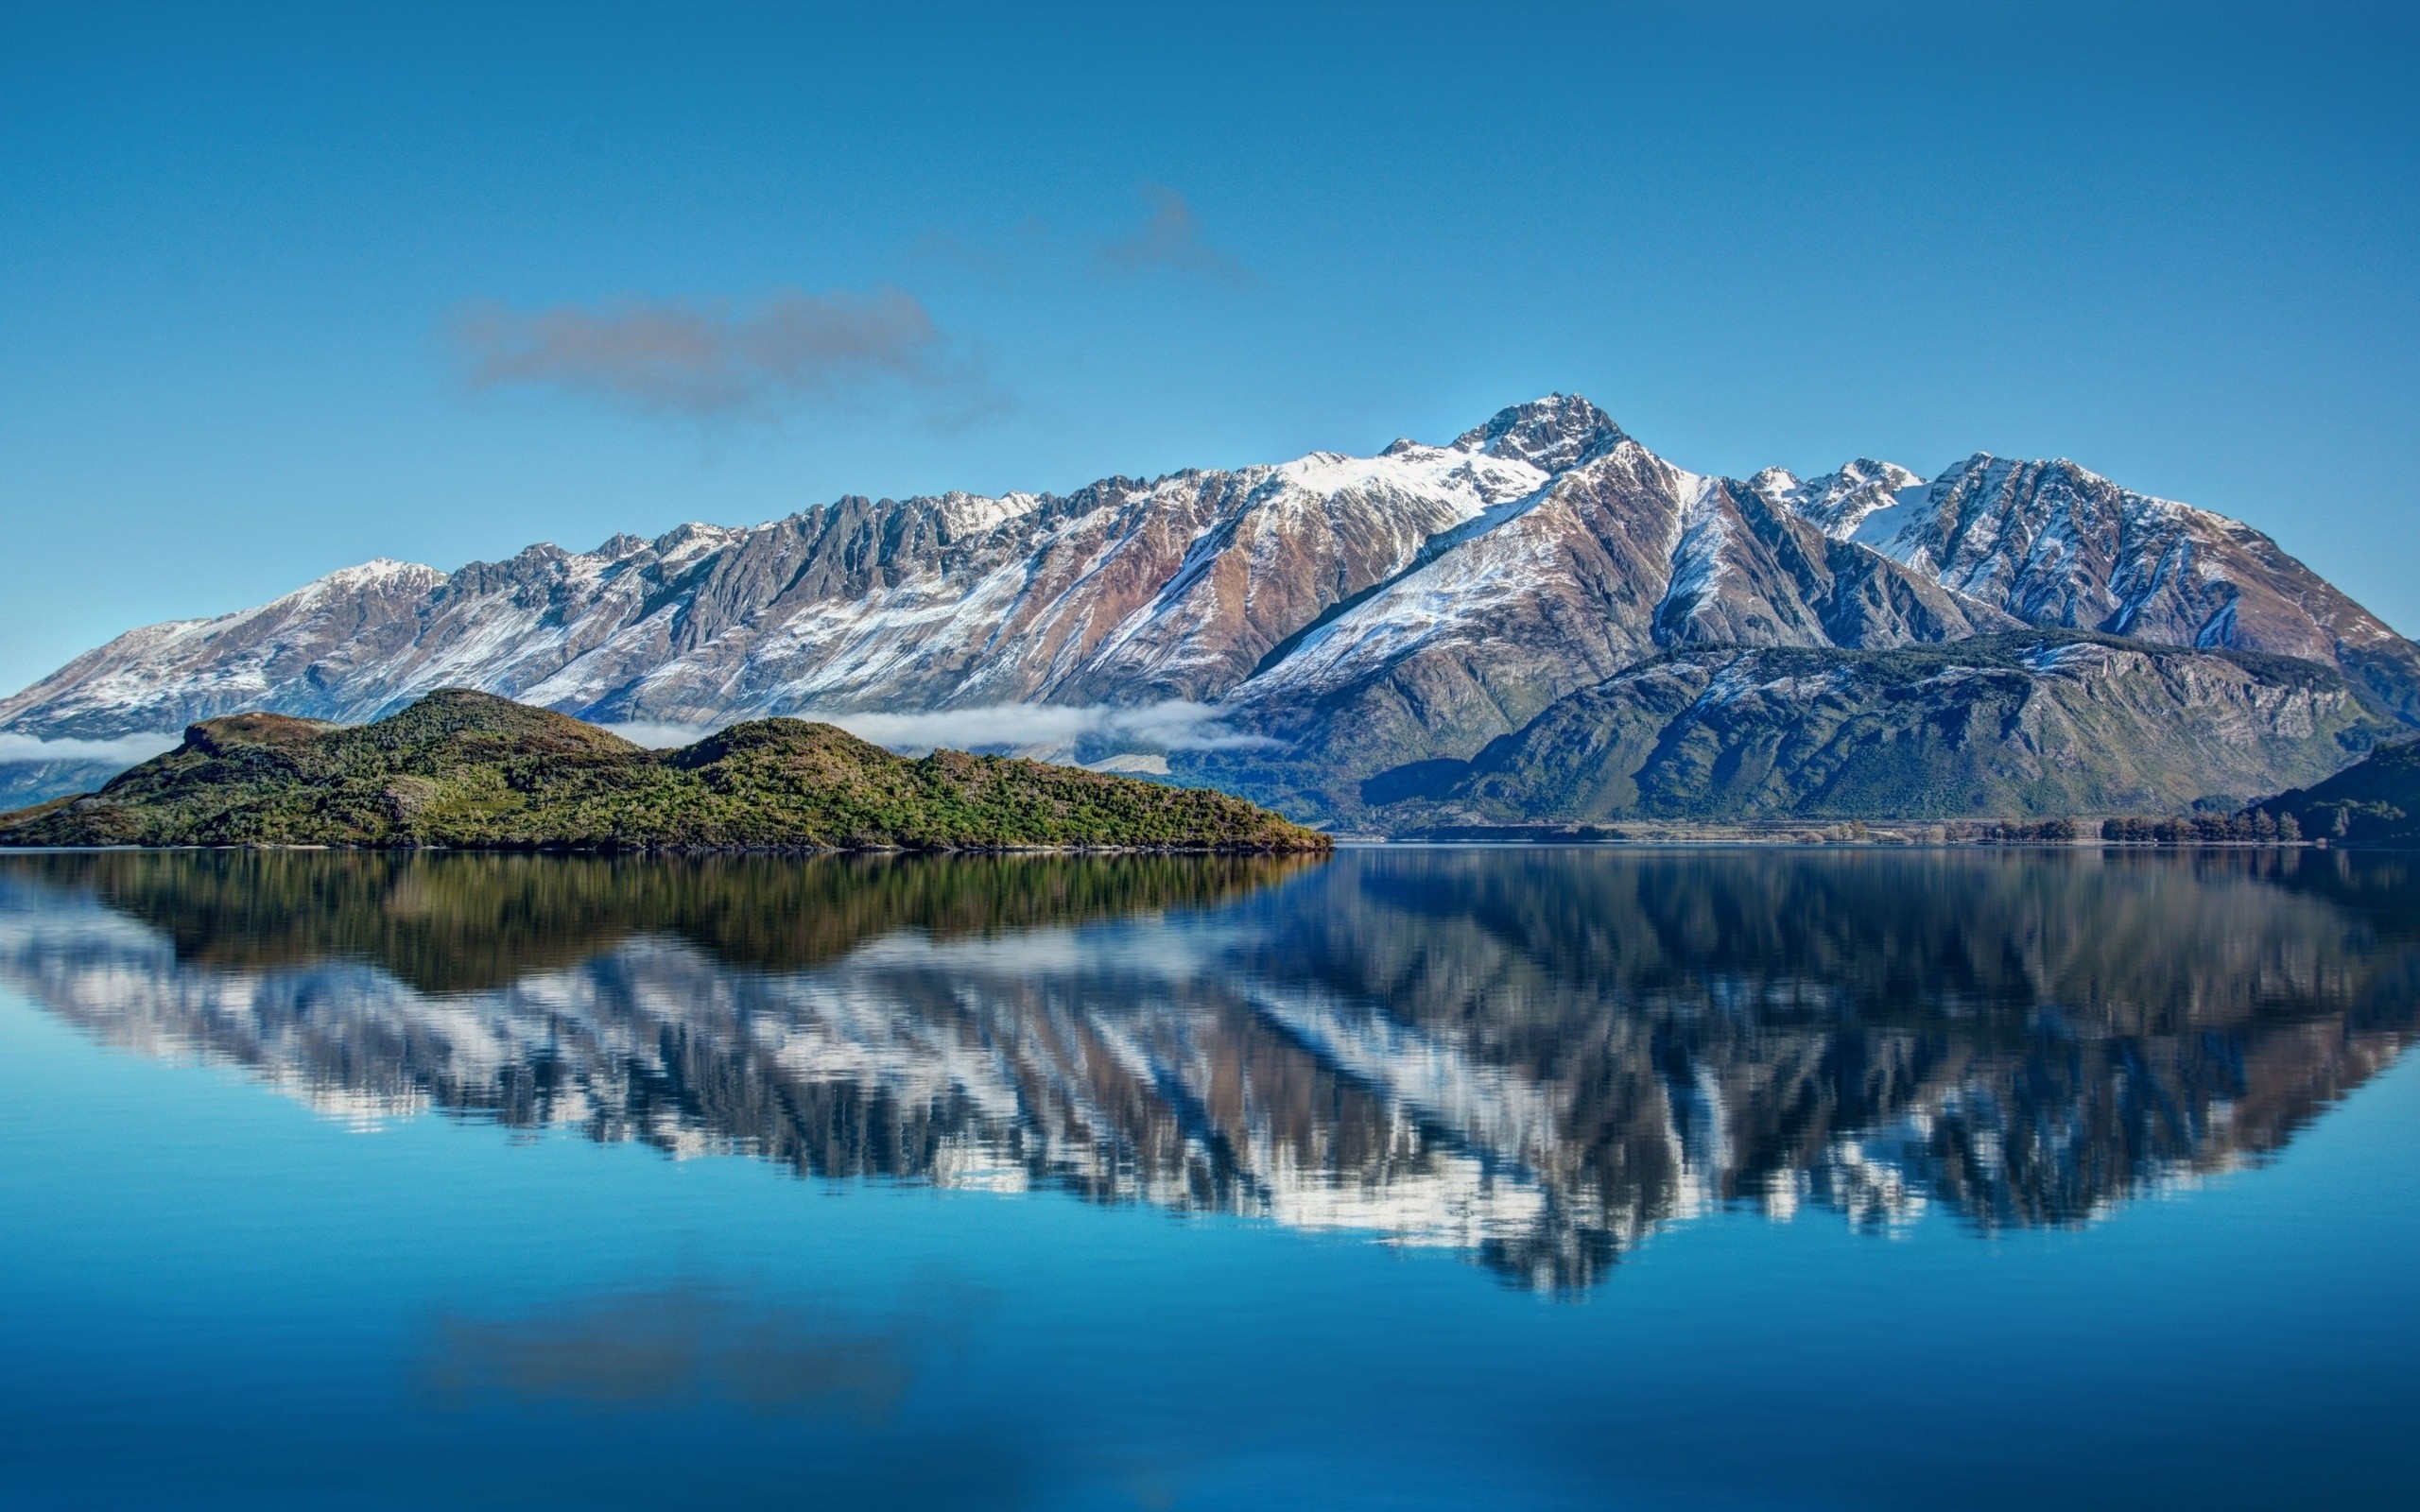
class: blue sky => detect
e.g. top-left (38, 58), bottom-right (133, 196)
top-left (3, 0), bottom-right (2416, 697)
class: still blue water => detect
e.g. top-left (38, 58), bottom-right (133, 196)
top-left (1, 847), bottom-right (2415, 1509)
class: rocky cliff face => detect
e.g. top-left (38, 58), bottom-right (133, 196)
top-left (4, 395), bottom-right (2412, 817)
top-left (1851, 455), bottom-right (2420, 722)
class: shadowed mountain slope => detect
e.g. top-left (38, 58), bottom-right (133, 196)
top-left (1347, 631), bottom-right (2391, 829)
top-left (2258, 737), bottom-right (2420, 847)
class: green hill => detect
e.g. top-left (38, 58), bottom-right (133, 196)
top-left (0, 690), bottom-right (1330, 852)
top-left (2258, 737), bottom-right (2420, 847)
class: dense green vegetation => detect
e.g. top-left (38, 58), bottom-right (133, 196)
top-left (2256, 737), bottom-right (2420, 847)
top-left (0, 690), bottom-right (1330, 852)
top-left (2101, 811), bottom-right (2303, 844)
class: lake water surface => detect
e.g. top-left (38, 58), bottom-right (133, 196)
top-left (2, 846), bottom-right (2416, 1509)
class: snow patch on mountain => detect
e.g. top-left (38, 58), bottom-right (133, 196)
top-left (1268, 445), bottom-right (1548, 510)
top-left (1653, 472), bottom-right (1729, 634)
top-left (1847, 480), bottom-right (1932, 553)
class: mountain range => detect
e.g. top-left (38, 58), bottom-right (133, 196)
top-left (6, 395), bottom-right (2413, 826)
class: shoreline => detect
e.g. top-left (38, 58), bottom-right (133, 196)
top-left (0, 839), bottom-right (1333, 856)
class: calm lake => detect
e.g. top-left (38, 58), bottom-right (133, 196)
top-left (2, 846), bottom-right (2416, 1510)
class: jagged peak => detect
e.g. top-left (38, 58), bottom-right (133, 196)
top-left (1838, 458), bottom-right (1924, 490)
top-left (1751, 458), bottom-right (1927, 540)
top-left (1452, 394), bottom-right (1627, 472)
top-left (1929, 453), bottom-right (2182, 509)
top-left (1930, 452), bottom-right (2111, 490)
top-left (308, 558), bottom-right (446, 593)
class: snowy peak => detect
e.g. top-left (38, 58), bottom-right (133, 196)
top-left (1751, 459), bottom-right (1926, 540)
top-left (1451, 393), bottom-right (1627, 472)
top-left (1831, 451), bottom-right (2420, 720)
top-left (309, 558), bottom-right (448, 593)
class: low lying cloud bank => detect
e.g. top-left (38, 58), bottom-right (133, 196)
top-left (601, 702), bottom-right (1270, 759)
top-left (0, 731), bottom-right (183, 766)
top-left (597, 721), bottom-right (725, 750)
top-left (832, 701), bottom-right (1270, 755)
top-left (1, 707), bottom-right (1263, 772)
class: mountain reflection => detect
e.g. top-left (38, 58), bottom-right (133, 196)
top-left (2, 847), bottom-right (2414, 1291)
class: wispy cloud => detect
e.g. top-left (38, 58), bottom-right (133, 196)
top-left (1096, 185), bottom-right (1253, 288)
top-left (449, 285), bottom-right (1004, 422)
top-left (0, 731), bottom-right (182, 766)
top-left (600, 702), bottom-right (1272, 759)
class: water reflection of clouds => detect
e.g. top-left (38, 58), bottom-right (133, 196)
top-left (420, 1274), bottom-right (1039, 1510)
top-left (424, 1276), bottom-right (992, 1421)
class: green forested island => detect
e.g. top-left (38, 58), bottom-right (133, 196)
top-left (0, 690), bottom-right (1329, 852)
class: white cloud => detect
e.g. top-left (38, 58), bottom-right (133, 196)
top-left (596, 721), bottom-right (722, 750)
top-left (825, 701), bottom-right (1270, 755)
top-left (0, 731), bottom-right (182, 766)
top-left (604, 702), bottom-right (1271, 758)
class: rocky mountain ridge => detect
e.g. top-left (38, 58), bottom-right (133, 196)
top-left (6, 395), bottom-right (2412, 820)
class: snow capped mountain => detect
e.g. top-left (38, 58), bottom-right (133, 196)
top-left (3, 558), bottom-right (453, 741)
top-left (1856, 455), bottom-right (2420, 721)
top-left (0, 423), bottom-right (1548, 743)
top-left (3, 394), bottom-right (2412, 816)
top-left (1442, 391), bottom-right (1628, 471)
top-left (1744, 459), bottom-right (1925, 540)
top-left (1198, 423), bottom-right (2012, 808)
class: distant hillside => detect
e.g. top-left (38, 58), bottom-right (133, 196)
top-left (0, 758), bottom-right (124, 813)
top-left (1353, 631), bottom-right (2388, 830)
top-left (0, 690), bottom-right (1329, 852)
top-left (2258, 738), bottom-right (2420, 847)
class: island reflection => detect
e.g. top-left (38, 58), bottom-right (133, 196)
top-left (3, 847), bottom-right (2414, 1290)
